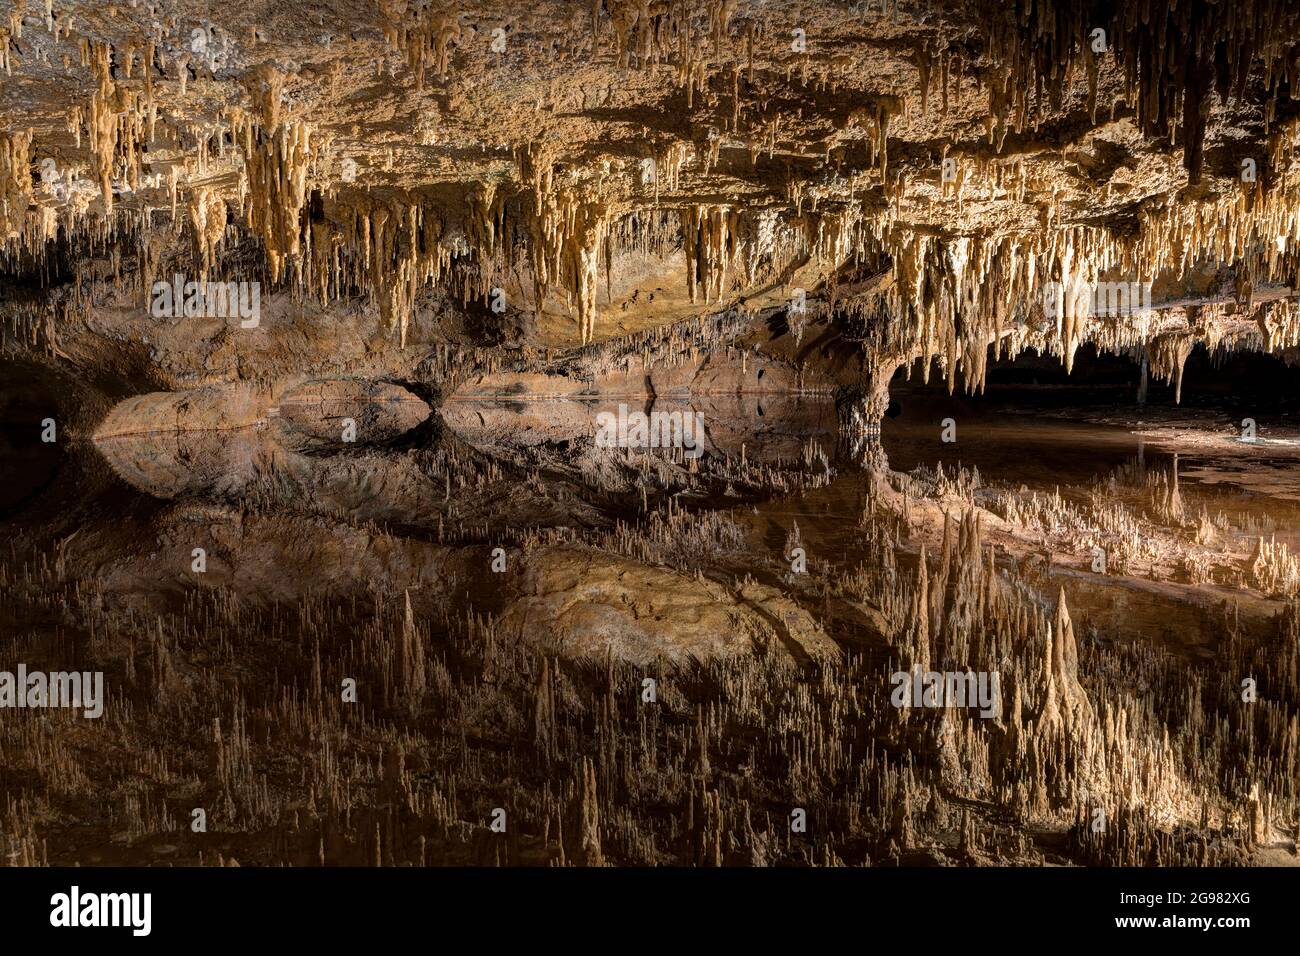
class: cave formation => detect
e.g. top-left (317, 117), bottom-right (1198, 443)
top-left (1, 0), bottom-right (1299, 870)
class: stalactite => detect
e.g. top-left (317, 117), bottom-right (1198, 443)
top-left (519, 142), bottom-right (610, 344)
top-left (233, 113), bottom-right (321, 284)
top-left (976, 0), bottom-right (1300, 183)
top-left (0, 129), bottom-right (32, 240)
top-left (1148, 333), bottom-right (1195, 404)
top-left (682, 204), bottom-right (740, 304)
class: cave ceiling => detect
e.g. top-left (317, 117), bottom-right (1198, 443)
top-left (2, 0), bottom-right (1298, 382)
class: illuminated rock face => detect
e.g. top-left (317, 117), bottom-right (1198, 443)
top-left (2, 2), bottom-right (1300, 868)
top-left (3, 1), bottom-right (1300, 373)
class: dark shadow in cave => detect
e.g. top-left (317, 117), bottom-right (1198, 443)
top-left (0, 361), bottom-right (66, 519)
top-left (878, 343), bottom-right (1300, 485)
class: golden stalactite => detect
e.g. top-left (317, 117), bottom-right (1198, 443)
top-left (976, 0), bottom-right (1300, 183)
top-left (243, 64), bottom-right (287, 131)
top-left (1147, 332), bottom-right (1196, 404)
top-left (234, 112), bottom-right (322, 284)
top-left (0, 128), bottom-right (32, 241)
top-left (388, 4), bottom-right (462, 92)
top-left (187, 187), bottom-right (228, 281)
top-left (0, 27), bottom-right (13, 76)
top-left (519, 142), bottom-right (611, 345)
top-left (682, 204), bottom-right (739, 305)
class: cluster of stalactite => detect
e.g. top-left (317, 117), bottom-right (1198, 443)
top-left (974, 0), bottom-right (1300, 182)
top-left (0, 2), bottom-right (883, 296)
top-left (516, 143), bottom-right (611, 345)
top-left (2, 57), bottom-right (1298, 358)
top-left (5, 158), bottom-right (1300, 395)
top-left (383, 2), bottom-right (461, 93)
top-left (683, 205), bottom-right (740, 304)
top-left (82, 39), bottom-right (151, 217)
top-left (228, 108), bottom-right (321, 286)
top-left (3, 0), bottom-right (1300, 383)
top-left (0, 27), bottom-right (233, 267)
top-left (186, 188), bottom-right (228, 282)
top-left (293, 144), bottom-right (612, 348)
top-left (0, 128), bottom-right (32, 241)
top-left (827, 181), bottom-right (1300, 404)
top-left (599, 0), bottom-right (731, 78)
top-left (305, 191), bottom-right (454, 349)
top-left (1256, 298), bottom-right (1300, 351)
top-left (1147, 332), bottom-right (1196, 403)
top-left (0, 295), bottom-right (73, 359)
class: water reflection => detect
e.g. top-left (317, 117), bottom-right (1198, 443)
top-left (439, 393), bottom-right (837, 463)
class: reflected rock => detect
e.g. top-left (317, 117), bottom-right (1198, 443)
top-left (93, 426), bottom-right (275, 499)
top-left (496, 546), bottom-right (840, 665)
top-left (275, 379), bottom-right (430, 447)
